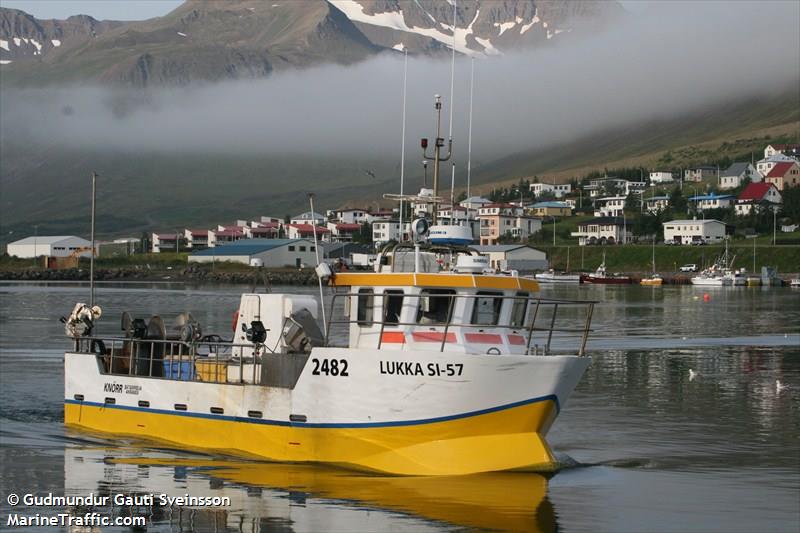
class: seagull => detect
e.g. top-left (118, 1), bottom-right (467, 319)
top-left (776, 380), bottom-right (787, 393)
top-left (689, 369), bottom-right (698, 381)
top-left (362, 169), bottom-right (376, 179)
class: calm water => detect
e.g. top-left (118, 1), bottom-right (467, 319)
top-left (0, 282), bottom-right (798, 532)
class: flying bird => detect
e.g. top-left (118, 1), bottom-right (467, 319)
top-left (688, 369), bottom-right (698, 381)
top-left (776, 380), bottom-right (787, 393)
top-left (362, 169), bottom-right (376, 179)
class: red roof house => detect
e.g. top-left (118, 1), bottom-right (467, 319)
top-left (765, 161), bottom-right (800, 191)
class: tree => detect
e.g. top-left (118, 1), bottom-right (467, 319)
top-left (781, 187), bottom-right (800, 222)
top-left (670, 187), bottom-right (687, 214)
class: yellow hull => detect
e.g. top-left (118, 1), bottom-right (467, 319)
top-left (64, 397), bottom-right (559, 476)
top-left (640, 278), bottom-right (663, 286)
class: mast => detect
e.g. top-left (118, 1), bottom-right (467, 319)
top-left (89, 171), bottom-right (97, 308)
top-left (421, 96), bottom-right (452, 225)
top-left (399, 49), bottom-right (408, 242)
top-left (447, 0), bottom-right (457, 220)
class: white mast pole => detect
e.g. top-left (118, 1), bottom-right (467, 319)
top-left (466, 56), bottom-right (474, 209)
top-left (447, 0), bottom-right (457, 223)
top-left (308, 194), bottom-right (327, 333)
top-left (399, 49), bottom-right (408, 243)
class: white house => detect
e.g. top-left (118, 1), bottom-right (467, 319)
top-left (188, 239), bottom-right (317, 268)
top-left (593, 196), bottom-right (626, 217)
top-left (7, 236), bottom-right (93, 258)
top-left (719, 162), bottom-right (759, 190)
top-left (333, 208), bottom-right (369, 225)
top-left (184, 229), bottom-right (209, 249)
top-left (644, 195), bottom-right (671, 214)
top-left (152, 233), bottom-right (180, 253)
top-left (571, 217), bottom-right (632, 246)
top-left (663, 219), bottom-right (726, 245)
top-left (764, 143), bottom-right (800, 159)
top-left (290, 211), bottom-right (327, 226)
top-left (471, 245), bottom-right (548, 272)
top-left (208, 227), bottom-right (244, 248)
top-left (529, 182), bottom-right (572, 198)
top-left (756, 153), bottom-right (797, 177)
top-left (373, 220), bottom-right (410, 247)
top-left (285, 224), bottom-right (330, 242)
top-left (459, 196), bottom-right (492, 209)
top-left (649, 171), bottom-right (674, 184)
top-left (735, 182), bottom-right (782, 216)
top-left (687, 193), bottom-right (736, 210)
top-left (327, 222), bottom-right (362, 242)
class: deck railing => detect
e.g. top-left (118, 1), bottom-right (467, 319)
top-left (324, 291), bottom-right (595, 356)
top-left (73, 337), bottom-right (270, 385)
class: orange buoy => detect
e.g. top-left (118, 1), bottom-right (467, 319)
top-left (703, 293), bottom-right (710, 302)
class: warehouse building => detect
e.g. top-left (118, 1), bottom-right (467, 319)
top-left (188, 239), bottom-right (317, 267)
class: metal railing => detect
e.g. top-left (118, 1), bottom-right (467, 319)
top-left (324, 291), bottom-right (596, 356)
top-left (73, 336), bottom-right (271, 385)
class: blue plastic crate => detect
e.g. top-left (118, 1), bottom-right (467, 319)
top-left (163, 360), bottom-right (195, 381)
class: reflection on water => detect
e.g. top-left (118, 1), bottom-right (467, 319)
top-left (1, 283), bottom-right (799, 532)
top-left (62, 445), bottom-right (555, 532)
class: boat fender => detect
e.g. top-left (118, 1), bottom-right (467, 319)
top-left (231, 311), bottom-right (239, 332)
top-left (486, 347), bottom-right (501, 355)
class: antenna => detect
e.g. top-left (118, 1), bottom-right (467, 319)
top-left (399, 49), bottom-right (408, 243)
top-left (466, 56), bottom-right (474, 209)
top-left (307, 194), bottom-right (327, 334)
top-left (421, 95), bottom-right (452, 225)
top-left (447, 0), bottom-right (457, 222)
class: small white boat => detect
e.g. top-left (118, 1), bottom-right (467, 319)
top-left (535, 269), bottom-right (581, 284)
top-left (691, 271), bottom-right (732, 286)
top-left (790, 278), bottom-right (800, 288)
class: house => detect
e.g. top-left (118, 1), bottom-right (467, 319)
top-left (764, 143), bottom-right (800, 159)
top-left (7, 235), bottom-right (93, 258)
top-left (320, 242), bottom-right (371, 263)
top-left (208, 227), bottom-right (244, 248)
top-left (459, 196), bottom-right (492, 209)
top-left (593, 196), bottom-right (626, 217)
top-left (372, 220), bottom-right (410, 247)
top-left (366, 209), bottom-right (395, 223)
top-left (687, 193), bottom-right (736, 210)
top-left (530, 201), bottom-right (573, 217)
top-left (756, 153), bottom-right (797, 177)
top-left (471, 245), bottom-right (548, 272)
top-left (256, 216), bottom-right (283, 226)
top-left (735, 182), bottom-right (782, 216)
top-left (410, 188), bottom-right (436, 217)
top-left (662, 219), bottom-right (726, 245)
top-left (477, 204), bottom-right (539, 245)
top-left (764, 161), bottom-right (800, 191)
top-left (719, 162), bottom-right (759, 190)
top-left (649, 171), bottom-right (675, 184)
top-left (243, 223), bottom-right (280, 239)
top-left (151, 233), bottom-right (180, 253)
top-left (571, 217), bottom-right (632, 246)
top-left (188, 239), bottom-right (318, 268)
top-left (327, 222), bottom-right (362, 242)
top-left (684, 166), bottom-right (717, 182)
top-left (529, 182), bottom-right (572, 198)
top-left (644, 195), bottom-right (671, 214)
top-left (290, 211), bottom-right (327, 226)
top-left (285, 224), bottom-right (330, 242)
top-left (183, 229), bottom-right (209, 249)
top-left (333, 208), bottom-right (369, 225)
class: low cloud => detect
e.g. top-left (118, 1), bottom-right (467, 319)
top-left (2, 1), bottom-right (798, 165)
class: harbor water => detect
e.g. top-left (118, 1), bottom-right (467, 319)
top-left (0, 282), bottom-right (798, 532)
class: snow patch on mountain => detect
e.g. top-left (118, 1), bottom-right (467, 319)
top-left (329, 0), bottom-right (489, 56)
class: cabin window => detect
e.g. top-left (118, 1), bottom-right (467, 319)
top-left (471, 291), bottom-right (503, 326)
top-left (510, 292), bottom-right (529, 328)
top-left (383, 290), bottom-right (404, 325)
top-left (417, 289), bottom-right (455, 324)
top-left (357, 289), bottom-right (374, 326)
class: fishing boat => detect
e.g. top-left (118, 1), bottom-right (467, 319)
top-left (62, 245), bottom-right (595, 476)
top-left (580, 253), bottom-right (632, 285)
top-left (691, 240), bottom-right (735, 286)
top-left (62, 96), bottom-right (596, 476)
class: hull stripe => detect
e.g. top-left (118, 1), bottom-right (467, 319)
top-left (63, 393), bottom-right (559, 428)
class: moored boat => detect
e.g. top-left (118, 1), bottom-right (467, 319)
top-left (581, 254), bottom-right (632, 285)
top-left (535, 269), bottom-right (582, 284)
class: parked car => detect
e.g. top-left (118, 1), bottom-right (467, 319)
top-left (680, 264), bottom-right (698, 272)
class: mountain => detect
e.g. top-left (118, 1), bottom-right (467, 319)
top-left (0, 0), bottom-right (622, 87)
